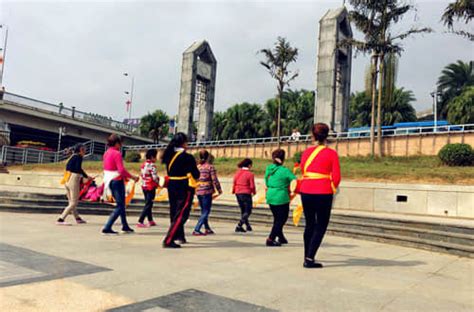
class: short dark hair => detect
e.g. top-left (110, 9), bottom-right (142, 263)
top-left (74, 144), bottom-right (85, 154)
top-left (272, 149), bottom-right (285, 165)
top-left (145, 149), bottom-right (158, 160)
top-left (312, 123), bottom-right (329, 143)
top-left (238, 158), bottom-right (253, 168)
top-left (107, 134), bottom-right (123, 147)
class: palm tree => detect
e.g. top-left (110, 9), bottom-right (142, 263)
top-left (437, 60), bottom-right (474, 118)
top-left (260, 37), bottom-right (298, 147)
top-left (219, 103), bottom-right (271, 140)
top-left (447, 86), bottom-right (474, 124)
top-left (382, 87), bottom-right (417, 125)
top-left (442, 0), bottom-right (474, 41)
top-left (349, 91), bottom-right (372, 127)
top-left (139, 110), bottom-right (169, 143)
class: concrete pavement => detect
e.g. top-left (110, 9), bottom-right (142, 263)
top-left (0, 212), bottom-right (472, 311)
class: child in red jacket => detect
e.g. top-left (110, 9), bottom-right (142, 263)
top-left (137, 149), bottom-right (160, 228)
top-left (232, 158), bottom-right (256, 233)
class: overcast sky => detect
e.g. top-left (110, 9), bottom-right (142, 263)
top-left (1, 0), bottom-right (473, 121)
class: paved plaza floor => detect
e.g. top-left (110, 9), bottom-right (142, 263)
top-left (0, 212), bottom-right (472, 311)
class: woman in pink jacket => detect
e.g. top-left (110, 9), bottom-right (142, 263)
top-left (232, 158), bottom-right (256, 233)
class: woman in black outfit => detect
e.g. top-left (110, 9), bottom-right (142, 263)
top-left (161, 133), bottom-right (200, 248)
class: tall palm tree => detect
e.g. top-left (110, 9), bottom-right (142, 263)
top-left (442, 0), bottom-right (474, 41)
top-left (139, 110), bottom-right (169, 143)
top-left (349, 91), bottom-right (372, 128)
top-left (220, 103), bottom-right (271, 140)
top-left (447, 86), bottom-right (474, 124)
top-left (437, 60), bottom-right (474, 118)
top-left (344, 0), bottom-right (431, 157)
top-left (260, 37), bottom-right (298, 147)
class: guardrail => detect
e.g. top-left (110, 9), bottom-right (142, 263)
top-left (0, 141), bottom-right (106, 165)
top-left (123, 123), bottom-right (474, 151)
top-left (2, 92), bottom-right (136, 133)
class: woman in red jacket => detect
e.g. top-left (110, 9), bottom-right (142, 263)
top-left (232, 158), bottom-right (256, 233)
top-left (299, 123), bottom-right (341, 268)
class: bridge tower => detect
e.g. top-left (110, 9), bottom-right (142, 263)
top-left (177, 41), bottom-right (217, 141)
top-left (314, 7), bottom-right (352, 133)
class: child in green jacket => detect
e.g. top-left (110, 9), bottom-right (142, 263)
top-left (264, 149), bottom-right (296, 246)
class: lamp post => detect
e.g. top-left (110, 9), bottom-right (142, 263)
top-left (123, 73), bottom-right (134, 121)
top-left (57, 126), bottom-right (66, 152)
top-left (0, 24), bottom-right (9, 87)
top-left (430, 90), bottom-right (442, 132)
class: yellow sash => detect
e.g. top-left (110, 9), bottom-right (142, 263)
top-left (302, 145), bottom-right (337, 194)
top-left (167, 151), bottom-right (199, 188)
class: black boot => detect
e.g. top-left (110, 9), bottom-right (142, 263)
top-left (245, 224), bottom-right (253, 232)
top-left (303, 259), bottom-right (323, 269)
top-left (163, 241), bottom-right (181, 248)
top-left (235, 225), bottom-right (246, 233)
top-left (266, 238), bottom-right (281, 247)
top-left (278, 236), bottom-right (288, 244)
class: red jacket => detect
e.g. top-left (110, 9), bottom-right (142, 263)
top-left (232, 168), bottom-right (256, 195)
top-left (140, 160), bottom-right (159, 191)
top-left (299, 146), bottom-right (341, 194)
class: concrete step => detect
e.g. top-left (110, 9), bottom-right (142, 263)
top-left (0, 165), bottom-right (8, 174)
top-left (0, 197), bottom-right (473, 258)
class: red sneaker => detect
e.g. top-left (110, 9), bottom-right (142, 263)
top-left (148, 221), bottom-right (157, 227)
top-left (192, 231), bottom-right (207, 236)
top-left (136, 223), bottom-right (148, 228)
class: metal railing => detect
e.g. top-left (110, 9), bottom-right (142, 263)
top-left (2, 92), bottom-right (136, 133)
top-left (123, 123), bottom-right (474, 151)
top-left (0, 140), bottom-right (106, 165)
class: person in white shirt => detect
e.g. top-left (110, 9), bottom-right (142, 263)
top-left (291, 128), bottom-right (301, 141)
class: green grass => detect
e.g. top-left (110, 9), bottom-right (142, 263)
top-left (13, 156), bottom-right (474, 184)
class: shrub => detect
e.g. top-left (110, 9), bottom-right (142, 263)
top-left (438, 143), bottom-right (474, 167)
top-left (293, 151), bottom-right (303, 164)
top-left (124, 151), bottom-right (141, 163)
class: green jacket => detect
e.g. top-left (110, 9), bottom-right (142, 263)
top-left (264, 164), bottom-right (296, 205)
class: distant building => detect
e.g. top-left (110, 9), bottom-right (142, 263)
top-left (123, 118), bottom-right (141, 127)
top-left (416, 108), bottom-right (434, 121)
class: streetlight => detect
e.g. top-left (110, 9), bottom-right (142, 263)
top-left (123, 72), bottom-right (135, 121)
top-left (57, 126), bottom-right (66, 152)
top-left (0, 24), bottom-right (9, 87)
top-left (430, 90), bottom-right (442, 132)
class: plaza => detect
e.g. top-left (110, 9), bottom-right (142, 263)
top-left (0, 212), bottom-right (472, 311)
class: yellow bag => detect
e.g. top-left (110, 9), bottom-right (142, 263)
top-left (187, 173), bottom-right (200, 189)
top-left (253, 192), bottom-right (266, 208)
top-left (293, 204), bottom-right (303, 227)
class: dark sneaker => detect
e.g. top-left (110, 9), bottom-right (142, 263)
top-left (235, 225), bottom-right (246, 233)
top-left (121, 228), bottom-right (135, 234)
top-left (176, 238), bottom-right (187, 244)
top-left (278, 237), bottom-right (288, 244)
top-left (56, 218), bottom-right (71, 226)
top-left (192, 231), bottom-right (207, 236)
top-left (246, 224), bottom-right (253, 232)
top-left (303, 260), bottom-right (323, 269)
top-left (205, 229), bottom-right (215, 235)
top-left (163, 241), bottom-right (181, 248)
top-left (266, 239), bottom-right (282, 247)
top-left (75, 218), bottom-right (87, 224)
top-left (102, 229), bottom-right (119, 235)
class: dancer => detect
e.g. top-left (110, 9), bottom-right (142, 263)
top-left (161, 133), bottom-right (200, 248)
top-left (57, 144), bottom-right (92, 225)
top-left (299, 123), bottom-right (340, 268)
top-left (102, 134), bottom-right (139, 235)
top-left (193, 150), bottom-right (223, 236)
top-left (137, 149), bottom-right (159, 228)
top-left (232, 158), bottom-right (256, 233)
top-left (264, 149), bottom-right (296, 247)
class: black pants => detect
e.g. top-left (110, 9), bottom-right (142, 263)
top-left (301, 193), bottom-right (333, 260)
top-left (269, 203), bottom-right (290, 241)
top-left (236, 194), bottom-right (252, 227)
top-left (138, 189), bottom-right (156, 223)
top-left (164, 181), bottom-right (194, 245)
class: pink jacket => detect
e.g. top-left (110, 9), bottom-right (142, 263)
top-left (103, 147), bottom-right (132, 180)
top-left (232, 168), bottom-right (256, 195)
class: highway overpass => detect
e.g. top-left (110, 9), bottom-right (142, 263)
top-left (0, 92), bottom-right (153, 149)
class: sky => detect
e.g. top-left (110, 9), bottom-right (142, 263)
top-left (1, 0), bottom-right (473, 122)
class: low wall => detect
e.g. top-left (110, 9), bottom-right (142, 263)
top-left (136, 132), bottom-right (473, 159)
top-left (1, 171), bottom-right (472, 219)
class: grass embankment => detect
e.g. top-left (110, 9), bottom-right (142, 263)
top-left (13, 156), bottom-right (474, 185)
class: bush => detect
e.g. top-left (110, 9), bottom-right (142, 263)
top-left (438, 143), bottom-right (474, 166)
top-left (293, 151), bottom-right (303, 164)
top-left (124, 151), bottom-right (142, 163)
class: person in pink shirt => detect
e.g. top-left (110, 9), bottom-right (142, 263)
top-left (101, 134), bottom-right (139, 235)
top-left (232, 158), bottom-right (256, 233)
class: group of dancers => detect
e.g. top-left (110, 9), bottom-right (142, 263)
top-left (56, 123), bottom-right (341, 268)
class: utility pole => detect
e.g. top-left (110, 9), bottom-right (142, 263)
top-left (57, 127), bottom-right (66, 152)
top-left (431, 90), bottom-right (441, 133)
top-left (124, 72), bottom-right (135, 121)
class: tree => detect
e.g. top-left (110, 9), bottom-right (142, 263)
top-left (447, 86), bottom-right (474, 124)
top-left (441, 0), bottom-right (474, 41)
top-left (344, 0), bottom-right (431, 157)
top-left (139, 110), bottom-right (169, 143)
top-left (350, 87), bottom-right (416, 127)
top-left (382, 87), bottom-right (417, 125)
top-left (260, 37), bottom-right (299, 147)
top-left (284, 89), bottom-right (314, 135)
top-left (437, 60), bottom-right (474, 118)
top-left (210, 111), bottom-right (227, 141)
